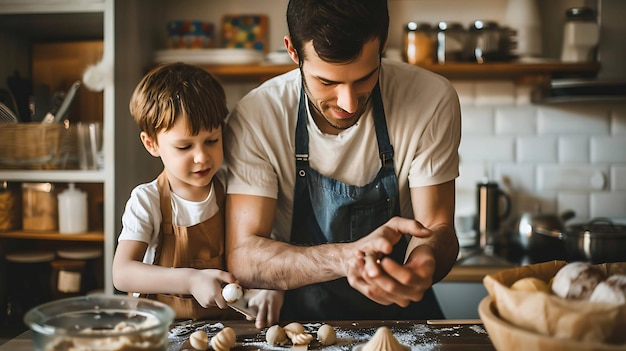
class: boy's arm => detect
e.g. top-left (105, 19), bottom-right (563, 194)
top-left (112, 240), bottom-right (236, 309)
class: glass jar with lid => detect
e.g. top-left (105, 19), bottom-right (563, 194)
top-left (4, 250), bottom-right (55, 325)
top-left (22, 182), bottom-right (57, 231)
top-left (561, 7), bottom-right (599, 62)
top-left (403, 21), bottom-right (435, 65)
top-left (0, 181), bottom-right (20, 232)
top-left (468, 20), bottom-right (516, 63)
top-left (436, 21), bottom-right (468, 63)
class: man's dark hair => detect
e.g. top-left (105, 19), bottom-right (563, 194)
top-left (286, 0), bottom-right (389, 64)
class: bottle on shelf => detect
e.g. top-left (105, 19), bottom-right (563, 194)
top-left (57, 183), bottom-right (88, 234)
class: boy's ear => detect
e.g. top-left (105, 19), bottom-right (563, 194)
top-left (140, 132), bottom-right (160, 157)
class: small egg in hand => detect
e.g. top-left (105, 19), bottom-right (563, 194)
top-left (222, 283), bottom-right (243, 303)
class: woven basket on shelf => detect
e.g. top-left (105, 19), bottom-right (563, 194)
top-left (0, 123), bottom-right (77, 170)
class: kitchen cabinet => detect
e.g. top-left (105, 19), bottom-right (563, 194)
top-left (0, 0), bottom-right (117, 317)
top-left (1, 2), bottom-right (168, 325)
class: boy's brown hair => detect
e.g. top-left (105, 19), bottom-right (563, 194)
top-left (129, 62), bottom-right (228, 143)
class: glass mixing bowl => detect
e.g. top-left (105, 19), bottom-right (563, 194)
top-left (24, 295), bottom-right (175, 351)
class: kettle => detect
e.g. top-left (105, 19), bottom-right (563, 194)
top-left (516, 208), bottom-right (575, 262)
top-left (475, 181), bottom-right (511, 250)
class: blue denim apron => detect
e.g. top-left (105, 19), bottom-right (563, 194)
top-left (281, 83), bottom-right (443, 320)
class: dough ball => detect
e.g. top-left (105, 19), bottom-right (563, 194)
top-left (551, 262), bottom-right (606, 299)
top-left (589, 274), bottom-right (626, 305)
top-left (510, 277), bottom-right (550, 293)
top-left (266, 325), bottom-right (287, 346)
top-left (189, 330), bottom-right (209, 351)
top-left (283, 322), bottom-right (305, 337)
top-left (317, 324), bottom-right (336, 345)
top-left (222, 283), bottom-right (243, 303)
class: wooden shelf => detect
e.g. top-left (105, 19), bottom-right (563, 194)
top-left (202, 63), bottom-right (297, 83)
top-left (200, 61), bottom-right (600, 83)
top-left (420, 61), bottom-right (600, 82)
top-left (0, 169), bottom-right (106, 182)
top-left (0, 231), bottom-right (104, 242)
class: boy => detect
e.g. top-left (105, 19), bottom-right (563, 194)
top-left (113, 62), bottom-right (259, 321)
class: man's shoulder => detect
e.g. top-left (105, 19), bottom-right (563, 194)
top-left (230, 68), bottom-right (301, 119)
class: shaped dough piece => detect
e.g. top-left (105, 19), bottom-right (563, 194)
top-left (290, 332), bottom-right (314, 345)
top-left (317, 324), bottom-right (337, 345)
top-left (189, 330), bottom-right (209, 351)
top-left (360, 326), bottom-right (408, 351)
top-left (283, 322), bottom-right (305, 338)
top-left (551, 261), bottom-right (606, 299)
top-left (210, 327), bottom-right (236, 351)
top-left (589, 274), bottom-right (626, 305)
top-left (266, 325), bottom-right (287, 346)
top-left (222, 283), bottom-right (243, 303)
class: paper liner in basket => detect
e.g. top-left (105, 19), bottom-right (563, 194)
top-left (483, 260), bottom-right (626, 344)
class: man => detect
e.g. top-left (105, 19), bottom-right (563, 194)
top-left (224, 0), bottom-right (461, 327)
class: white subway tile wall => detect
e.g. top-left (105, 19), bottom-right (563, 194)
top-left (453, 80), bottom-right (626, 225)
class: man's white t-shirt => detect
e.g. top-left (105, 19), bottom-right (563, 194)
top-left (224, 58), bottom-right (461, 243)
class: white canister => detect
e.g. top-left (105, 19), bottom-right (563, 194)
top-left (505, 0), bottom-right (542, 58)
top-left (57, 183), bottom-right (88, 234)
top-left (561, 7), bottom-right (599, 62)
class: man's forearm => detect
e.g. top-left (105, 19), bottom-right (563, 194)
top-left (228, 235), bottom-right (351, 290)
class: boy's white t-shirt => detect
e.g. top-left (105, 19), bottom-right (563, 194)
top-left (117, 179), bottom-right (220, 265)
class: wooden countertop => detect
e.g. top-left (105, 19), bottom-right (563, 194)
top-left (443, 265), bottom-right (512, 283)
top-left (442, 250), bottom-right (519, 283)
top-left (1, 319), bottom-right (494, 351)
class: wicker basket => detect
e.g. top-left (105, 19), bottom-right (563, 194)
top-left (0, 123), bottom-right (77, 169)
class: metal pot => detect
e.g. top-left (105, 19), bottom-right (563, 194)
top-left (535, 218), bottom-right (626, 264)
top-left (516, 209), bottom-right (575, 262)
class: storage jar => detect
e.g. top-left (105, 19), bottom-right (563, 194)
top-left (22, 182), bottom-right (57, 231)
top-left (0, 181), bottom-right (20, 231)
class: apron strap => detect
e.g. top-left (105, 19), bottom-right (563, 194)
top-left (371, 82), bottom-right (395, 167)
top-left (295, 84), bottom-right (309, 168)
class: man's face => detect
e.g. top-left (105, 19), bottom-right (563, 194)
top-left (298, 39), bottom-right (381, 134)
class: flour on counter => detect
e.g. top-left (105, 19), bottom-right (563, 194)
top-left (469, 324), bottom-right (487, 334)
top-left (170, 321), bottom-right (488, 351)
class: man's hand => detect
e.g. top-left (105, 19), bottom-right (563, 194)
top-left (246, 289), bottom-right (284, 329)
top-left (345, 217), bottom-right (435, 306)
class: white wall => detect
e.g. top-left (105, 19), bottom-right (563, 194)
top-left (452, 80), bottom-right (626, 228)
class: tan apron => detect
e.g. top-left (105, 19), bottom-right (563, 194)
top-left (146, 171), bottom-right (242, 320)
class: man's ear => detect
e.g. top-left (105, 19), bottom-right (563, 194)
top-left (140, 131), bottom-right (160, 157)
top-left (284, 35), bottom-right (299, 64)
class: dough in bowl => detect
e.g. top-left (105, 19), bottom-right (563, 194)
top-left (551, 261), bottom-right (606, 299)
top-left (590, 275), bottom-right (626, 305)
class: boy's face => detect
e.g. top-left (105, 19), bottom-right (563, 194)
top-left (141, 116), bottom-right (223, 201)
